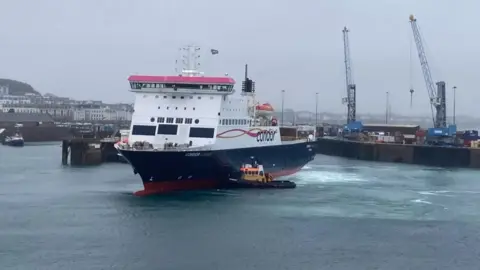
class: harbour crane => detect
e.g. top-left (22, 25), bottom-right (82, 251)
top-left (342, 26), bottom-right (356, 124)
top-left (409, 14), bottom-right (447, 128)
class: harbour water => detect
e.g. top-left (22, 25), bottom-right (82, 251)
top-left (1, 144), bottom-right (480, 269)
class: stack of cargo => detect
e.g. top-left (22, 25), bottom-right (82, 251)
top-left (462, 130), bottom-right (479, 147)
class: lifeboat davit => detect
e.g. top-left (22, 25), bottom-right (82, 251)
top-left (255, 103), bottom-right (274, 117)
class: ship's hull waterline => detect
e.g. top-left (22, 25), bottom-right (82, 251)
top-left (118, 141), bottom-right (315, 195)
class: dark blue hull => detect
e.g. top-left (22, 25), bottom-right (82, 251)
top-left (118, 141), bottom-right (315, 195)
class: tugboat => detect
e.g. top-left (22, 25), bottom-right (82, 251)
top-left (227, 157), bottom-right (296, 189)
top-left (3, 131), bottom-right (25, 147)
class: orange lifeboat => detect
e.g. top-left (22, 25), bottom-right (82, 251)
top-left (255, 103), bottom-right (274, 117)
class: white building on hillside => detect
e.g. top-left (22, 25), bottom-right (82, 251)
top-left (73, 104), bottom-right (133, 121)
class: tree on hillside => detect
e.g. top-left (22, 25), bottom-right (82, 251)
top-left (0, 78), bottom-right (40, 96)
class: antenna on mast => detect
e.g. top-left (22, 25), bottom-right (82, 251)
top-left (241, 64), bottom-right (255, 95)
top-left (179, 44), bottom-right (202, 76)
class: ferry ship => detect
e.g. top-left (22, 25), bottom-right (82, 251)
top-left (116, 45), bottom-right (315, 195)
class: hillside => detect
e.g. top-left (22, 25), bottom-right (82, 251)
top-left (0, 78), bottom-right (40, 96)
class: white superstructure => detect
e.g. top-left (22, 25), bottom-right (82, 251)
top-left (126, 45), bottom-right (281, 151)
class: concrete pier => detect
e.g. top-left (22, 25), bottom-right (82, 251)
top-left (61, 138), bottom-right (124, 166)
top-left (315, 137), bottom-right (480, 169)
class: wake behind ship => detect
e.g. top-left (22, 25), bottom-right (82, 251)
top-left (116, 46), bottom-right (315, 195)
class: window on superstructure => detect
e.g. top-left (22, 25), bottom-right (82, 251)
top-left (185, 118), bottom-right (193, 124)
top-left (222, 119), bottom-right (226, 125)
top-left (163, 83), bottom-right (209, 90)
top-left (175, 118), bottom-right (183, 124)
top-left (172, 96), bottom-right (176, 99)
top-left (157, 124), bottom-right (178, 135)
top-left (198, 96), bottom-right (201, 99)
top-left (157, 117), bottom-right (165, 123)
top-left (181, 96), bottom-right (184, 99)
top-left (189, 127), bottom-right (215, 138)
top-left (166, 117), bottom-right (174, 123)
top-left (132, 125), bottom-right (156, 136)
top-left (219, 85), bottom-right (229, 91)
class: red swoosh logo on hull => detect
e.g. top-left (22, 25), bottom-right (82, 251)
top-left (216, 128), bottom-right (262, 138)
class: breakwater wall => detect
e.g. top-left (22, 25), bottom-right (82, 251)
top-left (62, 138), bottom-right (126, 166)
top-left (316, 138), bottom-right (480, 168)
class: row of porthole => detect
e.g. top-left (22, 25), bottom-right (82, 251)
top-left (148, 95), bottom-right (215, 100)
top-left (150, 117), bottom-right (200, 124)
top-left (157, 106), bottom-right (196, 111)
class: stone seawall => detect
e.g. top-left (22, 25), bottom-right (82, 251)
top-left (315, 138), bottom-right (480, 168)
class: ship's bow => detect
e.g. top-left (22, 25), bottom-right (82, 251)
top-left (118, 148), bottom-right (224, 195)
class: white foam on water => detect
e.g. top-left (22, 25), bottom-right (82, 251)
top-left (411, 199), bottom-right (432, 205)
top-left (418, 190), bottom-right (453, 196)
top-left (294, 170), bottom-right (368, 186)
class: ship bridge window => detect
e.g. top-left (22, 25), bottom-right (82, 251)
top-left (130, 82), bottom-right (142, 89)
top-left (163, 83), bottom-right (206, 90)
top-left (157, 124), bottom-right (178, 135)
top-left (189, 127), bottom-right (215, 138)
top-left (132, 125), bottom-right (156, 136)
top-left (166, 117), bottom-right (174, 123)
top-left (175, 118), bottom-right (183, 124)
top-left (218, 85), bottom-right (231, 91)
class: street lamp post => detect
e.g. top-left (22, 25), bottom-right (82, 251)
top-left (315, 92), bottom-right (318, 127)
top-left (385, 91), bottom-right (389, 124)
top-left (453, 86), bottom-right (457, 125)
top-left (281, 90), bottom-right (285, 126)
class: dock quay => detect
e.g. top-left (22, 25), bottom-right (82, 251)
top-left (315, 137), bottom-right (480, 168)
top-left (61, 138), bottom-right (124, 166)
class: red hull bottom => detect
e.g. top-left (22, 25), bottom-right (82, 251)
top-left (134, 166), bottom-right (304, 196)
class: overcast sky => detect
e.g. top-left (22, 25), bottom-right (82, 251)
top-left (0, 0), bottom-right (477, 116)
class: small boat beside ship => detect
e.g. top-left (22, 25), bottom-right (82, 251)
top-left (2, 131), bottom-right (24, 147)
top-left (227, 157), bottom-right (296, 189)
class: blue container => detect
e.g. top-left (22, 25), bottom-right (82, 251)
top-left (462, 130), bottom-right (479, 140)
top-left (427, 128), bottom-right (449, 137)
